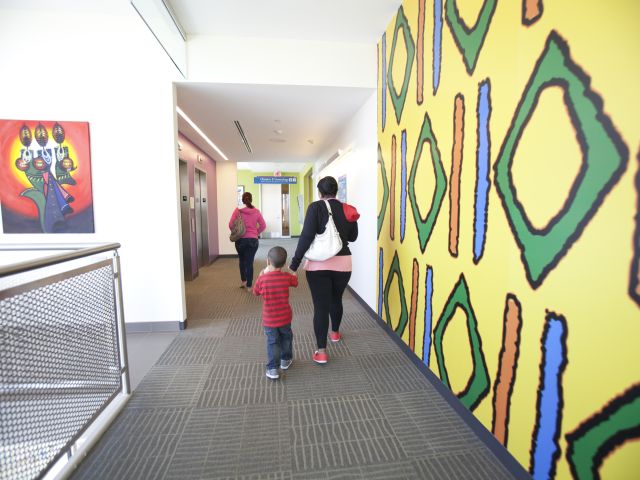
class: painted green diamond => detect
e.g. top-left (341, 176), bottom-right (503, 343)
top-left (494, 31), bottom-right (628, 288)
top-left (433, 274), bottom-right (489, 411)
top-left (383, 250), bottom-right (408, 336)
top-left (387, 5), bottom-right (415, 124)
top-left (408, 111), bottom-right (447, 253)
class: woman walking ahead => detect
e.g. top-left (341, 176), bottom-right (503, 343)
top-left (229, 192), bottom-right (266, 290)
top-left (289, 176), bottom-right (360, 364)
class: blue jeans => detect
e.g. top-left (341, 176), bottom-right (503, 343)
top-left (264, 325), bottom-right (293, 369)
top-left (235, 238), bottom-right (259, 287)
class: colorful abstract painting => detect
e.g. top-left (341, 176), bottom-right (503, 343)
top-left (0, 119), bottom-right (94, 233)
top-left (377, 1), bottom-right (639, 478)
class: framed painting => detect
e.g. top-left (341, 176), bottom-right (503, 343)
top-left (237, 185), bottom-right (244, 207)
top-left (0, 119), bottom-right (95, 233)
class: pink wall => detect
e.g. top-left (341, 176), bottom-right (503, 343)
top-left (178, 132), bottom-right (219, 278)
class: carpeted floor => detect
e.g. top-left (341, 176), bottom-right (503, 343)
top-left (71, 239), bottom-right (518, 479)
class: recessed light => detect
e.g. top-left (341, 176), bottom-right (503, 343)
top-left (307, 139), bottom-right (314, 144)
top-left (273, 129), bottom-right (283, 135)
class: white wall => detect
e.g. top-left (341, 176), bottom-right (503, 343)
top-left (216, 161), bottom-right (239, 255)
top-left (188, 36), bottom-right (376, 88)
top-left (317, 93), bottom-right (377, 308)
top-left (0, 1), bottom-right (185, 326)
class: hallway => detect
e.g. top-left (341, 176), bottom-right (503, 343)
top-left (71, 239), bottom-right (516, 479)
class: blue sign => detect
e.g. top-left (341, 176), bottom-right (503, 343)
top-left (253, 176), bottom-right (297, 184)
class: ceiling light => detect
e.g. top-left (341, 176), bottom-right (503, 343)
top-left (176, 106), bottom-right (229, 161)
top-left (273, 129), bottom-right (283, 135)
top-left (307, 139), bottom-right (314, 144)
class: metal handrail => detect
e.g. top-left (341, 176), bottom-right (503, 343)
top-left (0, 242), bottom-right (121, 278)
top-left (0, 241), bottom-right (130, 480)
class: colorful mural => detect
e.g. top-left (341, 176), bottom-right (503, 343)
top-left (377, 1), bottom-right (639, 478)
top-left (0, 119), bottom-right (94, 233)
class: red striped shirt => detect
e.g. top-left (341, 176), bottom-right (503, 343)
top-left (253, 270), bottom-right (298, 327)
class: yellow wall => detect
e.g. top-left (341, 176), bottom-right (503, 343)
top-left (237, 169), bottom-right (310, 236)
top-left (377, 1), bottom-right (640, 478)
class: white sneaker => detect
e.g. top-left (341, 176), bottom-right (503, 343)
top-left (281, 359), bottom-right (293, 370)
top-left (266, 368), bottom-right (280, 379)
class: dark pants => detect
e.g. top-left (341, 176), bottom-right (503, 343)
top-left (306, 270), bottom-right (351, 349)
top-left (264, 325), bottom-right (293, 369)
top-left (235, 238), bottom-right (259, 287)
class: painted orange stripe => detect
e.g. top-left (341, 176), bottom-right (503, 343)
top-left (390, 135), bottom-right (397, 241)
top-left (524, 0), bottom-right (543, 23)
top-left (493, 295), bottom-right (522, 446)
top-left (409, 259), bottom-right (419, 351)
top-left (449, 94), bottom-right (464, 257)
top-left (417, 0), bottom-right (425, 105)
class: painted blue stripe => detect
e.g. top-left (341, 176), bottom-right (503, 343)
top-left (433, 0), bottom-right (443, 95)
top-left (378, 248), bottom-right (384, 316)
top-left (532, 316), bottom-right (567, 480)
top-left (400, 130), bottom-right (407, 242)
top-left (382, 33), bottom-right (387, 131)
top-left (474, 80), bottom-right (491, 263)
top-left (422, 266), bottom-right (433, 366)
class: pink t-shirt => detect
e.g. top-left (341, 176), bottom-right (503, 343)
top-left (229, 207), bottom-right (266, 239)
top-left (304, 255), bottom-right (352, 272)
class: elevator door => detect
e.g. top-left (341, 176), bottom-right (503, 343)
top-left (179, 161), bottom-right (193, 280)
top-left (194, 169), bottom-right (209, 267)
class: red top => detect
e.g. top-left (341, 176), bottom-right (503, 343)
top-left (253, 270), bottom-right (298, 327)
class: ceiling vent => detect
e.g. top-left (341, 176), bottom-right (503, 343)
top-left (234, 120), bottom-right (252, 153)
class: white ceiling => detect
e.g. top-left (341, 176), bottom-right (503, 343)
top-left (170, 0), bottom-right (400, 166)
top-left (166, 0), bottom-right (401, 43)
top-left (176, 83), bottom-right (374, 164)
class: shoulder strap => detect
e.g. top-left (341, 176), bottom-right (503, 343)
top-left (323, 199), bottom-right (332, 216)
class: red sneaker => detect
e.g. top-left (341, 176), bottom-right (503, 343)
top-left (312, 351), bottom-right (328, 364)
top-left (329, 331), bottom-right (342, 343)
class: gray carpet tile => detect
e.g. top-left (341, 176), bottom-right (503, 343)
top-left (70, 239), bottom-right (520, 480)
top-left (128, 365), bottom-right (211, 408)
top-left (412, 449), bottom-right (513, 480)
top-left (156, 336), bottom-right (221, 365)
top-left (198, 364), bottom-right (285, 407)
top-left (72, 408), bottom-right (191, 480)
top-left (283, 358), bottom-right (375, 400)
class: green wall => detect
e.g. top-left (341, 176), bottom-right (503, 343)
top-left (237, 169), bottom-right (311, 236)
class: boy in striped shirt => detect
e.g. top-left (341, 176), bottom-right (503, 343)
top-left (253, 246), bottom-right (298, 379)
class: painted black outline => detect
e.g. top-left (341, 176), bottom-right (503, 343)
top-left (565, 383), bottom-right (640, 480)
top-left (433, 273), bottom-right (490, 411)
top-left (387, 5), bottom-right (415, 125)
top-left (400, 129), bottom-right (408, 243)
top-left (408, 111), bottom-right (448, 254)
top-left (448, 93), bottom-right (465, 258)
top-left (630, 149), bottom-right (640, 306)
top-left (417, 0), bottom-right (426, 105)
top-left (522, 0), bottom-right (544, 27)
top-left (444, 0), bottom-right (497, 75)
top-left (473, 78), bottom-right (492, 265)
top-left (432, 0), bottom-right (443, 96)
top-left (491, 293), bottom-right (523, 447)
top-left (493, 30), bottom-right (629, 289)
top-left (377, 143), bottom-right (390, 240)
top-left (529, 311), bottom-right (569, 479)
top-left (383, 250), bottom-right (409, 335)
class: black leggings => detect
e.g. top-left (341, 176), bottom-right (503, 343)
top-left (306, 270), bottom-right (351, 349)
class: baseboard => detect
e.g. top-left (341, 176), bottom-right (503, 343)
top-left (213, 254), bottom-right (238, 261)
top-left (125, 320), bottom-right (186, 333)
top-left (346, 286), bottom-right (531, 480)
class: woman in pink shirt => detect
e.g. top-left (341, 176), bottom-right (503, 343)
top-left (228, 192), bottom-right (266, 289)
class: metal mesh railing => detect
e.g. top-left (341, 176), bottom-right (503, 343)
top-left (0, 245), bottom-right (128, 480)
